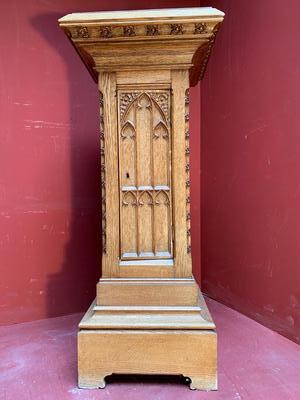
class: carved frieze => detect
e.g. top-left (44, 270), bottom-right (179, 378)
top-left (70, 22), bottom-right (215, 40)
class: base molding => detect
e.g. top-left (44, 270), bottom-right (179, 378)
top-left (80, 289), bottom-right (215, 330)
top-left (96, 277), bottom-right (199, 306)
top-left (78, 328), bottom-right (217, 391)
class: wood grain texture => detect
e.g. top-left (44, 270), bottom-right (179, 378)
top-left (96, 278), bottom-right (199, 306)
top-left (99, 72), bottom-right (119, 277)
top-left (171, 70), bottom-right (192, 277)
top-left (78, 329), bottom-right (217, 390)
top-left (118, 262), bottom-right (174, 278)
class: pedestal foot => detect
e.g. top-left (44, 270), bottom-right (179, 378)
top-left (189, 376), bottom-right (217, 391)
top-left (78, 376), bottom-right (107, 389)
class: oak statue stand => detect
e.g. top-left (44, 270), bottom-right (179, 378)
top-left (59, 7), bottom-right (224, 390)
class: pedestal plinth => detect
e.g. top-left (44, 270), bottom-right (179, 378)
top-left (59, 7), bottom-right (224, 390)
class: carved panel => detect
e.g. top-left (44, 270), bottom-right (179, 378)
top-left (118, 90), bottom-right (172, 259)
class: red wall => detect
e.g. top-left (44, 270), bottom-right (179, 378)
top-left (201, 0), bottom-right (300, 343)
top-left (0, 0), bottom-right (201, 325)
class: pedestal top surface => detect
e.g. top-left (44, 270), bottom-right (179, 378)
top-left (59, 7), bottom-right (224, 23)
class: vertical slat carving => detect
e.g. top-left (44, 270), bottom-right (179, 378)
top-left (136, 94), bottom-right (152, 186)
top-left (138, 191), bottom-right (154, 256)
top-left (119, 90), bottom-right (172, 259)
top-left (154, 190), bottom-right (171, 255)
top-left (153, 121), bottom-right (169, 186)
top-left (121, 191), bottom-right (138, 256)
top-left (120, 118), bottom-right (136, 186)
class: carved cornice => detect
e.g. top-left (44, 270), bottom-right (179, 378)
top-left (59, 9), bottom-right (224, 85)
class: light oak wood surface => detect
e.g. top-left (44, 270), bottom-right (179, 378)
top-left (78, 329), bottom-right (217, 390)
top-left (59, 6), bottom-right (224, 391)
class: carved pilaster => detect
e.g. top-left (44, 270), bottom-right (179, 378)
top-left (185, 88), bottom-right (191, 254)
top-left (99, 91), bottom-right (106, 253)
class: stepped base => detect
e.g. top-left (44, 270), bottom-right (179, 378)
top-left (78, 290), bottom-right (217, 390)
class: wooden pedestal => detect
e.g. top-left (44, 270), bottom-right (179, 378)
top-left (59, 7), bottom-right (224, 391)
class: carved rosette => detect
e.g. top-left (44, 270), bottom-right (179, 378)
top-left (185, 88), bottom-right (191, 254)
top-left (170, 24), bottom-right (184, 35)
top-left (123, 25), bottom-right (136, 36)
top-left (73, 26), bottom-right (89, 38)
top-left (99, 91), bottom-right (106, 253)
top-left (99, 26), bottom-right (112, 38)
top-left (146, 25), bottom-right (159, 36)
top-left (194, 22), bottom-right (207, 34)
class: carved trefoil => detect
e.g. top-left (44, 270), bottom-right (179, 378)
top-left (118, 90), bottom-right (172, 259)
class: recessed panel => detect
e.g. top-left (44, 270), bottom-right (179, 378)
top-left (118, 90), bottom-right (172, 259)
